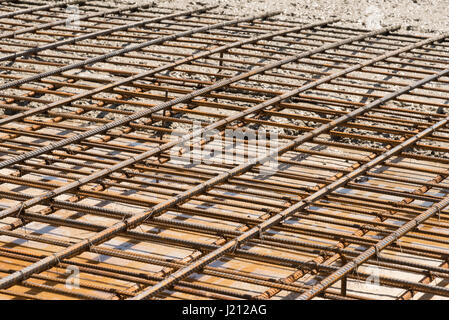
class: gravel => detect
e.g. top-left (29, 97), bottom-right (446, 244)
top-left (128, 0), bottom-right (449, 34)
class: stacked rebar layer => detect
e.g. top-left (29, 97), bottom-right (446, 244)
top-left (0, 0), bottom-right (448, 300)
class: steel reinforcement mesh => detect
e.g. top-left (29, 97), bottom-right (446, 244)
top-left (0, 0), bottom-right (448, 300)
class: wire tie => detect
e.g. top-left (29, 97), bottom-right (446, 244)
top-left (52, 253), bottom-right (61, 268)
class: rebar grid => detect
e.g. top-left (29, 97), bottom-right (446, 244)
top-left (0, 0), bottom-right (448, 300)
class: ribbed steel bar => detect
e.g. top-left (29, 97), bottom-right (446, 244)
top-left (128, 65), bottom-right (449, 299)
